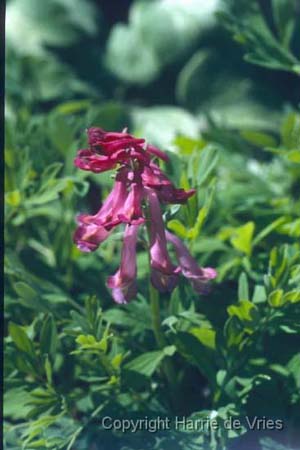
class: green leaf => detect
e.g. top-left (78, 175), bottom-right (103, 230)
top-left (253, 217), bottom-right (287, 246)
top-left (186, 178), bottom-right (216, 239)
top-left (163, 345), bottom-right (177, 356)
top-left (269, 363), bottom-right (290, 377)
top-left (252, 285), bottom-right (267, 304)
top-left (76, 334), bottom-right (96, 347)
top-left (40, 315), bottom-right (58, 356)
top-left (70, 310), bottom-right (89, 332)
top-left (167, 219), bottom-right (188, 238)
top-left (238, 272), bottom-right (249, 301)
top-left (74, 333), bottom-right (109, 353)
top-left (44, 356), bottom-right (53, 385)
top-left (173, 332), bottom-right (216, 382)
top-left (111, 353), bottom-right (123, 370)
top-left (218, 2), bottom-right (299, 73)
top-left (286, 149), bottom-right (300, 163)
top-left (197, 145), bottom-right (219, 186)
top-left (230, 222), bottom-right (255, 256)
top-left (176, 50), bottom-right (211, 107)
top-left (268, 289), bottom-right (284, 308)
top-left (9, 322), bottom-right (35, 357)
top-left (13, 353), bottom-right (36, 374)
top-left (25, 179), bottom-right (69, 206)
top-left (13, 281), bottom-right (37, 300)
top-left (283, 290), bottom-right (300, 303)
top-left (224, 316), bottom-right (245, 347)
top-left (228, 300), bottom-right (257, 322)
top-left (240, 130), bottom-right (277, 147)
top-left (13, 281), bottom-right (46, 311)
top-left (6, 190), bottom-right (21, 207)
top-left (173, 135), bottom-right (204, 155)
top-left (272, 0), bottom-right (297, 47)
top-left (190, 328), bottom-right (216, 350)
top-left (216, 369), bottom-right (227, 387)
top-left (41, 162), bottom-right (63, 180)
top-left (47, 115), bottom-right (75, 155)
top-left (4, 387), bottom-right (32, 419)
top-left (54, 99), bottom-right (91, 115)
top-left (287, 353), bottom-right (300, 387)
top-left (125, 350), bottom-right (165, 377)
top-left (281, 112), bottom-right (300, 150)
top-left (85, 296), bottom-right (100, 328)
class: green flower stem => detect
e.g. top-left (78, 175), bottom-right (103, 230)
top-left (149, 282), bottom-right (179, 412)
top-left (149, 282), bottom-right (166, 349)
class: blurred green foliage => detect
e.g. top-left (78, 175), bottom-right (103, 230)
top-left (4, 0), bottom-right (300, 449)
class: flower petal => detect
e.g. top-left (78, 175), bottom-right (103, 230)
top-left (142, 162), bottom-right (195, 204)
top-left (73, 222), bottom-right (110, 252)
top-left (146, 188), bottom-right (179, 292)
top-left (146, 144), bottom-right (169, 162)
top-left (118, 182), bottom-right (145, 225)
top-left (107, 224), bottom-right (140, 303)
top-left (74, 170), bottom-right (129, 251)
top-left (166, 231), bottom-right (217, 294)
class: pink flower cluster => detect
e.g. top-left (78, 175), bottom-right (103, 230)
top-left (74, 128), bottom-right (217, 303)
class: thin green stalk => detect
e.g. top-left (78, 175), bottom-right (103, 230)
top-left (149, 282), bottom-right (166, 349)
top-left (145, 199), bottom-right (179, 411)
top-left (149, 282), bottom-right (179, 412)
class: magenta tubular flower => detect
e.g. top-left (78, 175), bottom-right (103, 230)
top-left (147, 189), bottom-right (180, 292)
top-left (146, 144), bottom-right (169, 162)
top-left (75, 128), bottom-right (171, 174)
top-left (88, 127), bottom-right (145, 154)
top-left (142, 162), bottom-right (196, 204)
top-left (74, 175), bottom-right (127, 252)
top-left (165, 231), bottom-right (217, 294)
top-left (74, 222), bottom-right (110, 252)
top-left (74, 126), bottom-right (217, 303)
top-left (88, 128), bottom-right (169, 161)
top-left (118, 182), bottom-right (145, 225)
top-left (74, 149), bottom-right (122, 173)
top-left (107, 224), bottom-right (139, 303)
top-left (74, 169), bottom-right (147, 252)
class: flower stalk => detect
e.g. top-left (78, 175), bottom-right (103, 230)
top-left (149, 281), bottom-right (179, 412)
top-left (149, 281), bottom-right (165, 349)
